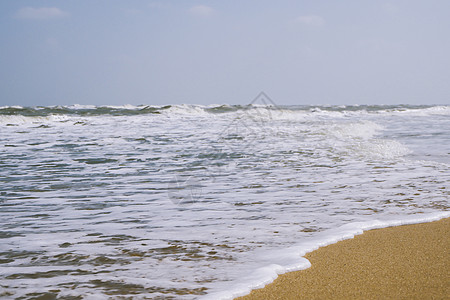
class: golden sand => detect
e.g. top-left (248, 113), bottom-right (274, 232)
top-left (236, 218), bottom-right (449, 300)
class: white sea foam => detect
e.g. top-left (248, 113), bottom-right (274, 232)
top-left (329, 121), bottom-right (383, 140)
top-left (353, 139), bottom-right (412, 159)
top-left (384, 105), bottom-right (450, 116)
top-left (65, 104), bottom-right (98, 109)
top-left (163, 104), bottom-right (210, 116)
top-left (206, 211), bottom-right (450, 300)
top-left (0, 104), bottom-right (448, 299)
top-left (0, 105), bottom-right (23, 109)
top-left (0, 114), bottom-right (70, 125)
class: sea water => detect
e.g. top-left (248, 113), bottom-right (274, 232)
top-left (0, 104), bottom-right (449, 299)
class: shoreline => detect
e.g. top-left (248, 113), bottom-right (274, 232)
top-left (235, 217), bottom-right (449, 300)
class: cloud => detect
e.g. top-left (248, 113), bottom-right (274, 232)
top-left (188, 5), bottom-right (215, 17)
top-left (15, 7), bottom-right (68, 20)
top-left (294, 15), bottom-right (325, 27)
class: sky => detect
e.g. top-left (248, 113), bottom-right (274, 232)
top-left (0, 0), bottom-right (449, 106)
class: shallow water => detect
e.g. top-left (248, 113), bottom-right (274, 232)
top-left (0, 104), bottom-right (449, 299)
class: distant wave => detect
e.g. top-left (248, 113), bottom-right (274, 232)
top-left (1, 104), bottom-right (449, 118)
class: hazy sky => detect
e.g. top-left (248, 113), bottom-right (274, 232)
top-left (1, 1), bottom-right (449, 106)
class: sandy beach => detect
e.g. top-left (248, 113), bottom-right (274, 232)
top-left (236, 217), bottom-right (449, 300)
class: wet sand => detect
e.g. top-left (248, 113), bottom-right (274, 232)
top-left (236, 218), bottom-right (449, 300)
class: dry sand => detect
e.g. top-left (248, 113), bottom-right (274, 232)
top-left (236, 217), bottom-right (449, 300)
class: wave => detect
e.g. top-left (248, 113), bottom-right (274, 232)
top-left (0, 105), bottom-right (169, 117)
top-left (1, 100), bottom-right (448, 298)
top-left (0, 114), bottom-right (71, 125)
top-left (205, 211), bottom-right (450, 300)
top-left (1, 104), bottom-right (448, 118)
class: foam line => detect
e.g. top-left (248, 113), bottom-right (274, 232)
top-left (204, 211), bottom-right (450, 300)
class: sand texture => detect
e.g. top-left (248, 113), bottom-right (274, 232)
top-left (236, 218), bottom-right (449, 300)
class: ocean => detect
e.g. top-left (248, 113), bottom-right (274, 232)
top-left (0, 103), bottom-right (449, 299)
